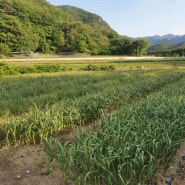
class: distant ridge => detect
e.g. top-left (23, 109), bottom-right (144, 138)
top-left (145, 34), bottom-right (185, 45)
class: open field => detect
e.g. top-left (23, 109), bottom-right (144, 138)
top-left (0, 58), bottom-right (185, 184)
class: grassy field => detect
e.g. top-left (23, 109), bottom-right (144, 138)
top-left (0, 58), bottom-right (185, 184)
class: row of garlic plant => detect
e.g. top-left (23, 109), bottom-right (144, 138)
top-left (1, 69), bottom-right (179, 117)
top-left (46, 77), bottom-right (185, 185)
top-left (1, 69), bottom-right (185, 146)
top-left (0, 70), bottom-right (148, 116)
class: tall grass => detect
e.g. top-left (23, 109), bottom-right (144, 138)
top-left (47, 78), bottom-right (185, 185)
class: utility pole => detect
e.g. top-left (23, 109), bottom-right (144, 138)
top-left (183, 48), bottom-right (184, 57)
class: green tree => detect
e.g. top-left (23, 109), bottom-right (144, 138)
top-left (110, 37), bottom-right (124, 55)
top-left (133, 39), bottom-right (150, 56)
top-left (0, 43), bottom-right (10, 54)
top-left (52, 29), bottom-right (65, 52)
top-left (122, 38), bottom-right (134, 55)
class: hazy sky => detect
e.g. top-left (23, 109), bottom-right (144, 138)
top-left (47, 0), bottom-right (185, 37)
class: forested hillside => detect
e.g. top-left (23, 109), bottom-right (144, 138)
top-left (59, 5), bottom-right (111, 29)
top-left (0, 0), bottom-right (149, 55)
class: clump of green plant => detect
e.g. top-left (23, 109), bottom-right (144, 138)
top-left (19, 66), bottom-right (37, 74)
top-left (35, 64), bottom-right (61, 73)
top-left (0, 63), bottom-right (73, 76)
top-left (0, 62), bottom-right (18, 76)
top-left (85, 64), bottom-right (115, 71)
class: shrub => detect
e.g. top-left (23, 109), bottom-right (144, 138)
top-left (85, 64), bottom-right (115, 71)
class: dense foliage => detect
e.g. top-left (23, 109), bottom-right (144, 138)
top-left (0, 0), bottom-right (149, 55)
top-left (59, 5), bottom-right (111, 29)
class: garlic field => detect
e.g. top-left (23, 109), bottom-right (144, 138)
top-left (0, 61), bottom-right (185, 184)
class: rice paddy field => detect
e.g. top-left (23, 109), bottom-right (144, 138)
top-left (0, 57), bottom-right (185, 185)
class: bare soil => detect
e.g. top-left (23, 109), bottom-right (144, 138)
top-left (0, 144), bottom-right (66, 185)
top-left (1, 140), bottom-right (185, 185)
top-left (157, 142), bottom-right (185, 185)
top-left (0, 125), bottom-right (95, 185)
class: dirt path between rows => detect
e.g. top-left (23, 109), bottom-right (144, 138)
top-left (0, 144), bottom-right (66, 185)
top-left (157, 142), bottom-right (185, 185)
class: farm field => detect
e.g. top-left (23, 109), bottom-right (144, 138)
top-left (0, 58), bottom-right (185, 185)
top-left (1, 56), bottom-right (185, 77)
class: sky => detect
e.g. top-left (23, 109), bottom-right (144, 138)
top-left (47, 0), bottom-right (185, 38)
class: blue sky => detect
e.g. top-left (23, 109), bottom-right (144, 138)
top-left (47, 0), bottom-right (185, 37)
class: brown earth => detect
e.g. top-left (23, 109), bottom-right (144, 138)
top-left (0, 144), bottom-right (66, 185)
top-left (0, 125), bottom-right (95, 185)
top-left (1, 140), bottom-right (185, 185)
top-left (157, 142), bottom-right (185, 185)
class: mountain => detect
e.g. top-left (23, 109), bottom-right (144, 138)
top-left (147, 43), bottom-right (172, 52)
top-left (0, 0), bottom-right (150, 56)
top-left (145, 34), bottom-right (185, 45)
top-left (59, 5), bottom-right (111, 30)
top-left (0, 0), bottom-right (116, 54)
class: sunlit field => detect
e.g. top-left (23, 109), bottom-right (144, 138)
top-left (1, 57), bottom-right (185, 77)
top-left (0, 58), bottom-right (185, 184)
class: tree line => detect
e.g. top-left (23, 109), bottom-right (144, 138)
top-left (148, 48), bottom-right (185, 57)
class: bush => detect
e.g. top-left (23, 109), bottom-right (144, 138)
top-left (0, 63), bottom-right (74, 77)
top-left (0, 63), bottom-right (18, 76)
top-left (19, 66), bottom-right (37, 74)
top-left (35, 64), bottom-right (61, 73)
top-left (0, 43), bottom-right (10, 54)
top-left (85, 64), bottom-right (115, 71)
